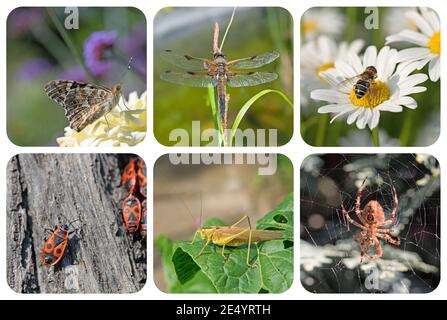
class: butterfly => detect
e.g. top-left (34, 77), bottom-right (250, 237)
top-left (44, 80), bottom-right (122, 132)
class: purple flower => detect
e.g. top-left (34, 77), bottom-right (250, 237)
top-left (120, 24), bottom-right (147, 77)
top-left (83, 30), bottom-right (117, 77)
top-left (8, 7), bottom-right (44, 38)
top-left (59, 66), bottom-right (88, 82)
top-left (17, 58), bottom-right (53, 81)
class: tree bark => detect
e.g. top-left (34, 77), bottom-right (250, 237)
top-left (7, 154), bottom-right (146, 293)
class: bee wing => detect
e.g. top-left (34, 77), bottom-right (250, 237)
top-left (336, 75), bottom-right (362, 94)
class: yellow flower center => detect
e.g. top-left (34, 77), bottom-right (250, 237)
top-left (317, 62), bottom-right (335, 80)
top-left (302, 20), bottom-right (319, 34)
top-left (428, 31), bottom-right (440, 55)
top-left (349, 80), bottom-right (389, 108)
top-left (318, 62), bottom-right (334, 73)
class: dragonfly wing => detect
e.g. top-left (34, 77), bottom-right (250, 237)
top-left (160, 70), bottom-right (215, 88)
top-left (160, 50), bottom-right (213, 71)
top-left (228, 51), bottom-right (280, 69)
top-left (227, 71), bottom-right (278, 87)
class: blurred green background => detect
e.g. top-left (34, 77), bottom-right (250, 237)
top-left (300, 7), bottom-right (440, 147)
top-left (7, 7), bottom-right (146, 146)
top-left (154, 7), bottom-right (293, 146)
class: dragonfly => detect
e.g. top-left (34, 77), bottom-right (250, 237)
top-left (160, 49), bottom-right (280, 129)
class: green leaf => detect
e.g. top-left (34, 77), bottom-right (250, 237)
top-left (155, 235), bottom-right (217, 293)
top-left (167, 193), bottom-right (294, 293)
top-left (257, 192), bottom-right (293, 240)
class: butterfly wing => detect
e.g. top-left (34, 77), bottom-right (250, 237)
top-left (44, 80), bottom-right (118, 132)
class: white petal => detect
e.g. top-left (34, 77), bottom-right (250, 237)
top-left (420, 7), bottom-right (440, 33)
top-left (396, 47), bottom-right (431, 63)
top-left (368, 109), bottom-right (380, 130)
top-left (329, 106), bottom-right (354, 123)
top-left (386, 30), bottom-right (429, 47)
top-left (311, 89), bottom-right (350, 103)
top-left (318, 103), bottom-right (353, 114)
top-left (318, 36), bottom-right (336, 63)
top-left (428, 56), bottom-right (440, 81)
top-left (378, 103), bottom-right (403, 112)
top-left (399, 86), bottom-right (427, 96)
top-left (356, 109), bottom-right (370, 129)
top-left (398, 73), bottom-right (428, 88)
top-left (398, 96), bottom-right (418, 109)
top-left (406, 11), bottom-right (434, 37)
top-left (347, 108), bottom-right (363, 125)
top-left (334, 60), bottom-right (358, 79)
top-left (363, 46), bottom-right (377, 68)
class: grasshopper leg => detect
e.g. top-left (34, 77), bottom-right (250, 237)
top-left (221, 244), bottom-right (227, 261)
top-left (195, 239), bottom-right (211, 260)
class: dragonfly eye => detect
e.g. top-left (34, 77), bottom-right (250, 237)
top-left (214, 51), bottom-right (225, 59)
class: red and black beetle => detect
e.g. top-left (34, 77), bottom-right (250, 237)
top-left (41, 222), bottom-right (77, 266)
top-left (140, 199), bottom-right (147, 236)
top-left (121, 159), bottom-right (137, 195)
top-left (122, 194), bottom-right (142, 232)
top-left (137, 159), bottom-right (147, 198)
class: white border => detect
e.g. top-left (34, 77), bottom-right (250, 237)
top-left (0, 0), bottom-right (444, 300)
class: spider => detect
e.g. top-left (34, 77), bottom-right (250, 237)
top-left (342, 178), bottom-right (401, 262)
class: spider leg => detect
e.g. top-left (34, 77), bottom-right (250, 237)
top-left (376, 233), bottom-right (401, 246)
top-left (376, 228), bottom-right (395, 233)
top-left (379, 184), bottom-right (398, 227)
top-left (342, 203), bottom-right (367, 230)
top-left (354, 178), bottom-right (368, 225)
top-left (366, 237), bottom-right (382, 260)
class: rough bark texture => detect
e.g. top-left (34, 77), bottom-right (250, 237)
top-left (7, 154), bottom-right (146, 293)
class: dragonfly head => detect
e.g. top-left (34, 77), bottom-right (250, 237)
top-left (213, 51), bottom-right (226, 59)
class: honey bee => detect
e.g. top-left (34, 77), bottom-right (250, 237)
top-left (338, 66), bottom-right (378, 99)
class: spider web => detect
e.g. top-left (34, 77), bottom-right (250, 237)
top-left (300, 154), bottom-right (440, 293)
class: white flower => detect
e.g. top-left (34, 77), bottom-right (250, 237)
top-left (301, 36), bottom-right (364, 107)
top-left (311, 46), bottom-right (428, 130)
top-left (386, 7), bottom-right (440, 81)
top-left (339, 129), bottom-right (399, 147)
top-left (301, 8), bottom-right (345, 41)
top-left (57, 91), bottom-right (147, 147)
top-left (384, 7), bottom-right (418, 36)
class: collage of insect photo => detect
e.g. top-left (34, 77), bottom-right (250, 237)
top-left (0, 1), bottom-right (444, 309)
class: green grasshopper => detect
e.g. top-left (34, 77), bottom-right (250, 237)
top-left (191, 215), bottom-right (283, 268)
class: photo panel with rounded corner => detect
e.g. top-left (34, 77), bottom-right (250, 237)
top-left (300, 154), bottom-right (440, 293)
top-left (300, 7), bottom-right (440, 147)
top-left (154, 7), bottom-right (293, 147)
top-left (154, 153), bottom-right (293, 293)
top-left (6, 154), bottom-right (147, 293)
top-left (7, 7), bottom-right (147, 147)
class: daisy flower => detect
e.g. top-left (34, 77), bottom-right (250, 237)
top-left (57, 91), bottom-right (146, 147)
top-left (301, 36), bottom-right (364, 107)
top-left (311, 46), bottom-right (428, 130)
top-left (386, 7), bottom-right (440, 81)
top-left (301, 8), bottom-right (345, 41)
top-left (384, 7), bottom-right (417, 36)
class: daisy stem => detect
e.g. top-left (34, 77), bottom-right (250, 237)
top-left (46, 8), bottom-right (96, 84)
top-left (372, 128), bottom-right (380, 147)
top-left (315, 114), bottom-right (328, 146)
top-left (399, 110), bottom-right (413, 146)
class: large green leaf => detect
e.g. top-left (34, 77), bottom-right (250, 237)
top-left (161, 193), bottom-right (294, 293)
